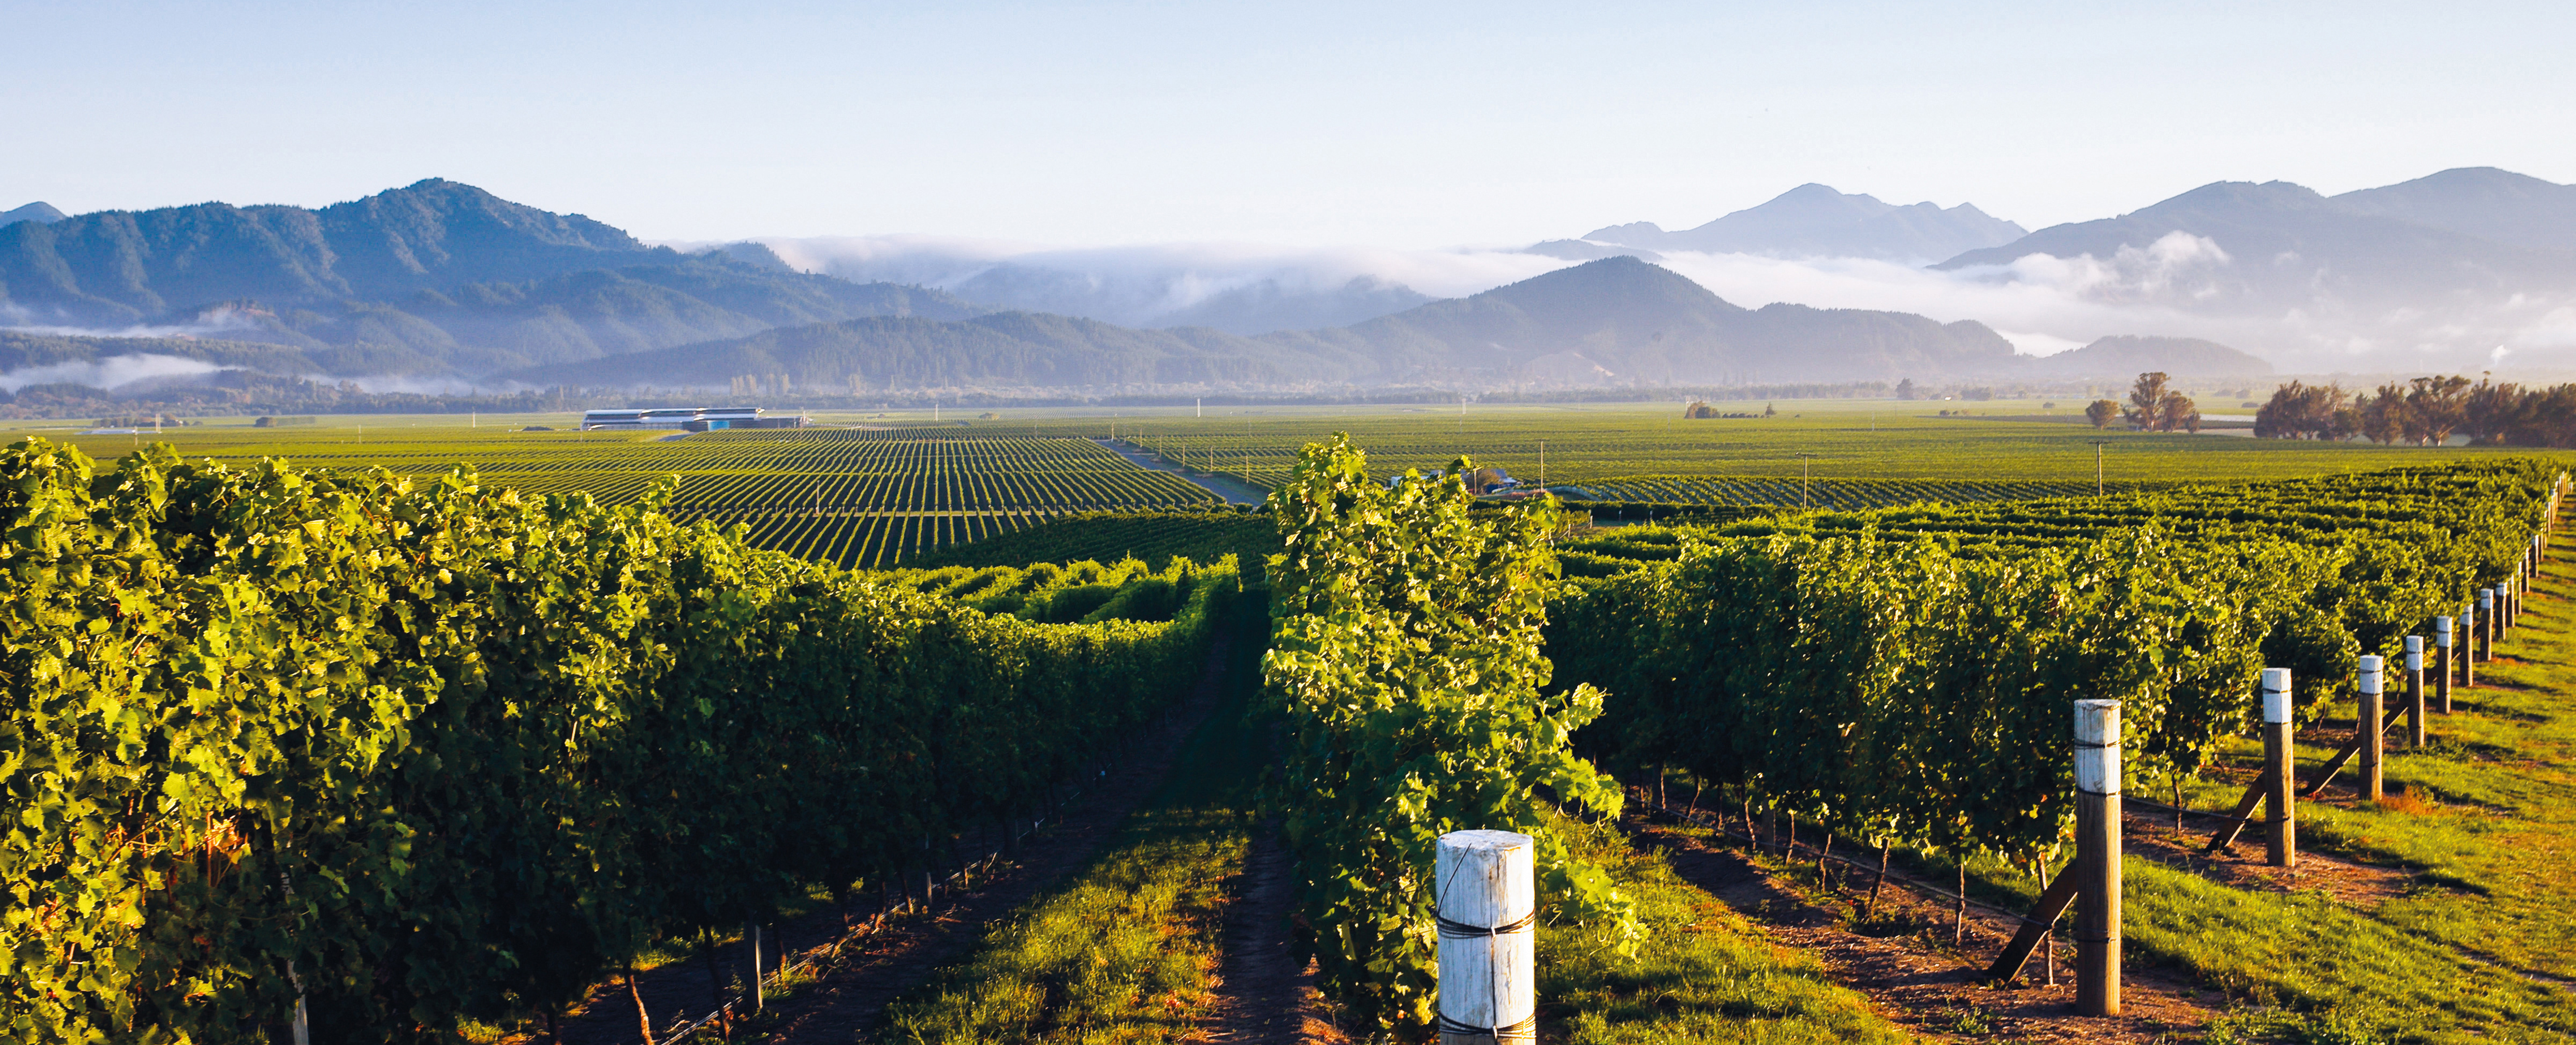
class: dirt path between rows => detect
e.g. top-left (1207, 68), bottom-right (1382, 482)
top-left (551, 636), bottom-right (1235, 1045)
top-left (1198, 823), bottom-right (1340, 1044)
top-left (1629, 814), bottom-right (2221, 1043)
top-left (1091, 438), bottom-right (1267, 504)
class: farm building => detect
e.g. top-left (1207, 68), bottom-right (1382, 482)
top-left (580, 406), bottom-right (810, 431)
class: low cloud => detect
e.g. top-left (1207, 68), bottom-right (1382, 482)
top-left (674, 234), bottom-right (1569, 329)
top-left (0, 353), bottom-right (233, 393)
top-left (1, 301), bottom-right (279, 342)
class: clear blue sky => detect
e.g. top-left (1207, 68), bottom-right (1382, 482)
top-left (6, 0), bottom-right (2570, 247)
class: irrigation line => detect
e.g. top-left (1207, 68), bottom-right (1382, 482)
top-left (1631, 787), bottom-right (2065, 932)
top-left (2123, 795), bottom-right (2259, 826)
top-left (651, 744), bottom-right (1145, 1044)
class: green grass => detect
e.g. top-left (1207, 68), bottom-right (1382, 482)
top-left (2122, 859), bottom-right (2576, 1042)
top-left (1537, 816), bottom-right (1911, 1045)
top-left (871, 613), bottom-right (1266, 1044)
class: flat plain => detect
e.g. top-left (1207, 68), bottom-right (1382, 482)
top-left (25, 398), bottom-right (2528, 568)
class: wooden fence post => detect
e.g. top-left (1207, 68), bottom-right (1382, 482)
top-left (2074, 699), bottom-right (2122, 1017)
top-left (2405, 636), bottom-right (2425, 748)
top-left (2356, 655), bottom-right (2384, 802)
top-left (748, 921), bottom-right (765, 1012)
top-left (2261, 668), bottom-right (2295, 867)
top-left (2435, 616), bottom-right (2454, 714)
top-left (1436, 830), bottom-right (1536, 1045)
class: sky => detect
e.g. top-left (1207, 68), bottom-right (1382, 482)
top-left (7, 0), bottom-right (2574, 249)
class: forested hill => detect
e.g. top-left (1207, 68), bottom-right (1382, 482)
top-left (520, 257), bottom-right (2044, 390)
top-left (0, 180), bottom-right (990, 375)
top-left (1257, 256), bottom-right (2025, 384)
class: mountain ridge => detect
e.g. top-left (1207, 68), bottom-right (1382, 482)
top-left (1932, 178), bottom-right (2576, 313)
top-left (0, 202), bottom-right (65, 228)
top-left (1567, 183), bottom-right (2028, 262)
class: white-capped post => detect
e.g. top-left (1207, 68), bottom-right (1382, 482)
top-left (2404, 636), bottom-right (2426, 748)
top-left (2479, 589), bottom-right (2496, 662)
top-left (1436, 830), bottom-right (1536, 1045)
top-left (2357, 655), bottom-right (2384, 801)
top-left (2260, 668), bottom-right (2295, 867)
top-left (2073, 699), bottom-right (2122, 1017)
top-left (2506, 570), bottom-right (2519, 632)
top-left (2435, 616), bottom-right (2454, 714)
top-left (2462, 602), bottom-right (2478, 687)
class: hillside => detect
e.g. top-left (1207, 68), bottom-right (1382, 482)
top-left (2030, 335), bottom-right (2273, 378)
top-left (499, 311), bottom-right (1316, 390)
top-left (0, 180), bottom-right (990, 374)
top-left (0, 330), bottom-right (321, 376)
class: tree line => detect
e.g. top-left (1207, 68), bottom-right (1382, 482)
top-left (2255, 375), bottom-right (2576, 446)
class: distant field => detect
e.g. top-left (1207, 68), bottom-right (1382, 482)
top-left (18, 398), bottom-right (2533, 568)
top-left (1046, 399), bottom-right (2520, 491)
top-left (37, 421), bottom-right (1220, 569)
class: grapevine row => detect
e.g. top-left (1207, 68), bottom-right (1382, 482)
top-left (1548, 459), bottom-right (2558, 875)
top-left (0, 439), bottom-right (1245, 1044)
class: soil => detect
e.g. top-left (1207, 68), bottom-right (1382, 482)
top-left (2121, 777), bottom-right (2418, 908)
top-left (549, 636), bottom-right (1237, 1045)
top-left (1197, 823), bottom-right (1340, 1044)
top-left (1628, 815), bottom-right (2225, 1044)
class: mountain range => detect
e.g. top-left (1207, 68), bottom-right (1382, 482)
top-left (0, 180), bottom-right (989, 374)
top-left (23, 166), bottom-right (2576, 394)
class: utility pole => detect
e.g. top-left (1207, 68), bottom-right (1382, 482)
top-left (2089, 440), bottom-right (2110, 496)
top-left (1796, 452), bottom-right (1817, 509)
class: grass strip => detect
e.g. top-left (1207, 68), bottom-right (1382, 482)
top-left (871, 617), bottom-right (1264, 1044)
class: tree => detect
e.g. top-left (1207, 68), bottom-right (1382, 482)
top-left (2085, 399), bottom-right (2120, 429)
top-left (2358, 383), bottom-right (2409, 444)
top-left (2464, 377), bottom-right (2527, 445)
top-left (2159, 390), bottom-right (2201, 434)
top-left (2253, 381), bottom-right (2350, 440)
top-left (2403, 375), bottom-right (2471, 445)
top-left (2124, 372), bottom-right (2171, 429)
top-left (1896, 378), bottom-right (1917, 400)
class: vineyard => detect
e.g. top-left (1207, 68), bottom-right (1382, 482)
top-left (53, 427), bottom-right (1225, 569)
top-left (19, 408), bottom-right (2576, 1043)
top-left (1555, 474), bottom-right (2166, 508)
top-left (902, 509), bottom-right (1276, 574)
